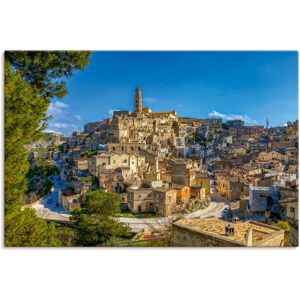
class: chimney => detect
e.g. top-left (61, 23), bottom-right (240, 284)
top-left (232, 216), bottom-right (240, 223)
top-left (225, 223), bottom-right (234, 236)
top-left (245, 226), bottom-right (253, 247)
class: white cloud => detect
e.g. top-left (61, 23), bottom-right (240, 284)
top-left (208, 111), bottom-right (257, 124)
top-left (108, 108), bottom-right (120, 116)
top-left (47, 101), bottom-right (69, 117)
top-left (49, 122), bottom-right (69, 129)
top-left (46, 101), bottom-right (82, 135)
top-left (73, 114), bottom-right (82, 121)
top-left (144, 97), bottom-right (156, 104)
top-left (54, 101), bottom-right (68, 108)
top-left (44, 129), bottom-right (63, 134)
top-left (48, 122), bottom-right (78, 136)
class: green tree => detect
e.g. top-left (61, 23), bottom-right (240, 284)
top-left (56, 225), bottom-right (77, 247)
top-left (5, 51), bottom-right (90, 246)
top-left (5, 209), bottom-right (60, 247)
top-left (275, 220), bottom-right (290, 246)
top-left (5, 51), bottom-right (90, 99)
top-left (71, 190), bottom-right (131, 246)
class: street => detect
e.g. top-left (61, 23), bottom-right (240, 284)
top-left (119, 194), bottom-right (228, 232)
top-left (32, 162), bottom-right (70, 221)
top-left (33, 160), bottom-right (228, 228)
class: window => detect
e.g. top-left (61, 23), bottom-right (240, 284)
top-left (124, 159), bottom-right (127, 163)
top-left (132, 161), bottom-right (134, 165)
top-left (290, 207), bottom-right (295, 213)
top-left (112, 147), bottom-right (115, 151)
top-left (138, 194), bottom-right (141, 199)
top-left (138, 205), bottom-right (142, 212)
top-left (113, 160), bottom-right (116, 164)
top-left (121, 146), bottom-right (124, 151)
top-left (131, 147), bottom-right (134, 151)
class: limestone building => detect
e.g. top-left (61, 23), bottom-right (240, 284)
top-left (171, 217), bottom-right (285, 247)
top-left (127, 187), bottom-right (177, 216)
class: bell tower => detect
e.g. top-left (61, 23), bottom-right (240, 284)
top-left (134, 86), bottom-right (142, 113)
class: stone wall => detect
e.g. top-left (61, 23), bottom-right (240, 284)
top-left (170, 224), bottom-right (243, 247)
top-left (170, 221), bottom-right (285, 247)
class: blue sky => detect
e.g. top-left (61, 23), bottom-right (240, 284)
top-left (46, 51), bottom-right (298, 135)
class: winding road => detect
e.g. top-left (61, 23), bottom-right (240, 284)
top-left (32, 159), bottom-right (228, 232)
top-left (120, 195), bottom-right (228, 232)
top-left (32, 173), bottom-right (70, 222)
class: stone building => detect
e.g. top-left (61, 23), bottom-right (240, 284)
top-left (88, 153), bottom-right (145, 177)
top-left (171, 217), bottom-right (285, 247)
top-left (249, 184), bottom-right (280, 213)
top-left (190, 185), bottom-right (206, 199)
top-left (74, 157), bottom-right (89, 171)
top-left (127, 187), bottom-right (177, 216)
top-left (107, 142), bottom-right (147, 153)
top-left (216, 175), bottom-right (248, 201)
top-left (195, 173), bottom-right (210, 196)
top-left (59, 188), bottom-right (81, 212)
top-left (171, 160), bottom-right (199, 186)
top-left (98, 169), bottom-right (124, 193)
top-left (226, 119), bottom-right (245, 128)
top-left (279, 187), bottom-right (298, 246)
top-left (172, 185), bottom-right (190, 204)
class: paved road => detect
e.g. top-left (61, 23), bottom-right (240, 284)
top-left (32, 159), bottom-right (228, 230)
top-left (120, 195), bottom-right (228, 232)
top-left (32, 166), bottom-right (70, 221)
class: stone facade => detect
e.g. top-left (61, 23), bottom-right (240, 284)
top-left (171, 218), bottom-right (285, 247)
top-left (127, 187), bottom-right (177, 216)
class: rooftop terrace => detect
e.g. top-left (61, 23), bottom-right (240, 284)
top-left (174, 217), bottom-right (283, 246)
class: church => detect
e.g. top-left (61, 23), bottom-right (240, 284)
top-left (108, 87), bottom-right (180, 149)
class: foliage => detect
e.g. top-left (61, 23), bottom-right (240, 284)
top-left (58, 144), bottom-right (65, 152)
top-left (27, 162), bottom-right (59, 178)
top-left (5, 209), bottom-right (60, 247)
top-left (5, 51), bottom-right (91, 246)
top-left (56, 225), bottom-right (78, 247)
top-left (123, 182), bottom-right (132, 192)
top-left (119, 208), bottom-right (156, 218)
top-left (140, 182), bottom-right (151, 188)
top-left (275, 221), bottom-right (290, 246)
top-left (71, 190), bottom-right (131, 246)
top-left (5, 51), bottom-right (90, 99)
top-left (114, 239), bottom-right (168, 247)
top-left (41, 178), bottom-right (53, 196)
top-left (78, 176), bottom-right (94, 183)
top-left (80, 150), bottom-right (97, 158)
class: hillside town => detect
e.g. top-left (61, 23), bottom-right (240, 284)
top-left (28, 87), bottom-right (299, 247)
